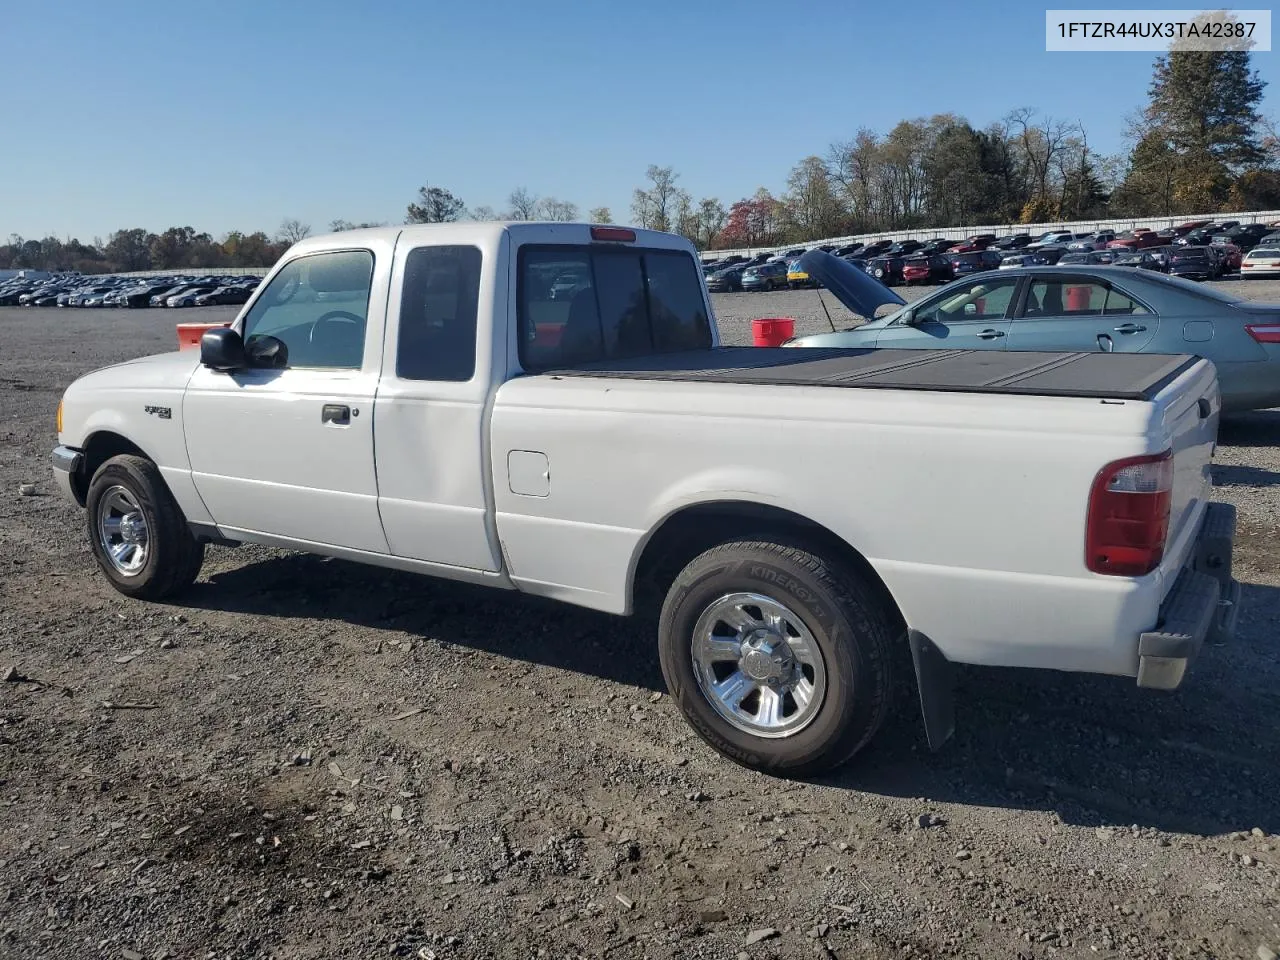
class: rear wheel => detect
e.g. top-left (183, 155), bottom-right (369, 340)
top-left (658, 540), bottom-right (895, 775)
top-left (86, 455), bottom-right (204, 601)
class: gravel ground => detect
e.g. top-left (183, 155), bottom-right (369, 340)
top-left (1, 291), bottom-right (1279, 960)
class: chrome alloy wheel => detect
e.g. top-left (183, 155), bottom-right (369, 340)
top-left (96, 485), bottom-right (149, 576)
top-left (690, 592), bottom-right (827, 738)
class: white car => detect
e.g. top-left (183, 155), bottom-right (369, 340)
top-left (51, 222), bottom-right (1239, 775)
top-left (1026, 231), bottom-right (1075, 249)
top-left (1240, 246), bottom-right (1280, 279)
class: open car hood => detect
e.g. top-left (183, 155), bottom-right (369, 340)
top-left (798, 250), bottom-right (907, 318)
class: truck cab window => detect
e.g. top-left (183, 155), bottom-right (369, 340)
top-left (240, 250), bottom-right (374, 369)
top-left (519, 245), bottom-right (711, 370)
top-left (397, 245), bottom-right (482, 381)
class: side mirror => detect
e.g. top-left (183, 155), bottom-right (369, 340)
top-left (245, 334), bottom-right (288, 369)
top-left (963, 303), bottom-right (978, 316)
top-left (200, 327), bottom-right (246, 371)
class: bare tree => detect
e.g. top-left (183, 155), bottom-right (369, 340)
top-left (672, 190), bottom-right (697, 243)
top-left (468, 205), bottom-right (501, 222)
top-left (507, 187), bottom-right (540, 220)
top-left (587, 206), bottom-right (613, 224)
top-left (539, 197), bottom-right (579, 221)
top-left (1006, 107), bottom-right (1080, 207)
top-left (630, 165), bottom-right (681, 232)
top-left (827, 129), bottom-right (881, 228)
top-left (694, 198), bottom-right (727, 249)
top-left (277, 218), bottom-right (312, 244)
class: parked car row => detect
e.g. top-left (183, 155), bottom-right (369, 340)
top-left (0, 272), bottom-right (262, 308)
top-left (700, 218), bottom-right (1280, 292)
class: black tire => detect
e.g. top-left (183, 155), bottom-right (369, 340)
top-left (85, 454), bottom-right (205, 601)
top-left (658, 540), bottom-right (895, 776)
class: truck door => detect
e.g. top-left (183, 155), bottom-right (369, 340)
top-left (183, 246), bottom-right (392, 554)
top-left (371, 240), bottom-right (503, 572)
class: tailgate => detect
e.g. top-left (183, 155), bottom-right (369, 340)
top-left (1152, 358), bottom-right (1219, 585)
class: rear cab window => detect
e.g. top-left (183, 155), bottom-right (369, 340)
top-left (518, 245), bottom-right (713, 370)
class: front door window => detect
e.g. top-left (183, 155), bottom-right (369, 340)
top-left (241, 250), bottom-right (374, 369)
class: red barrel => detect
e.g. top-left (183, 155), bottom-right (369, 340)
top-left (1066, 285), bottom-right (1093, 312)
top-left (752, 317), bottom-right (796, 347)
top-left (533, 323), bottom-right (564, 347)
top-left (177, 322), bottom-right (230, 351)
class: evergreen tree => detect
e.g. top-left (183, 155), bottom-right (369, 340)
top-left (1146, 48), bottom-right (1266, 170)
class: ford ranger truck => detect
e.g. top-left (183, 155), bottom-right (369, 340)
top-left (51, 223), bottom-right (1240, 775)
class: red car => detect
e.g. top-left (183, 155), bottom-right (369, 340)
top-left (1108, 230), bottom-right (1163, 250)
top-left (1174, 220), bottom-right (1212, 235)
top-left (950, 233), bottom-right (998, 253)
top-left (901, 255), bottom-right (955, 285)
top-left (1213, 241), bottom-right (1243, 272)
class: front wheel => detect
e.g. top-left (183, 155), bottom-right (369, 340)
top-left (86, 454), bottom-right (205, 601)
top-left (658, 540), bottom-right (895, 776)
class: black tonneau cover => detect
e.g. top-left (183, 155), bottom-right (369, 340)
top-left (543, 347), bottom-right (1198, 401)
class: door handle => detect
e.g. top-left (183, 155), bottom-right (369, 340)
top-left (976, 329), bottom-right (1006, 340)
top-left (1113, 323), bottom-right (1147, 334)
top-left (321, 403), bottom-right (351, 425)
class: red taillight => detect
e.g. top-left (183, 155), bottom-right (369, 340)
top-left (590, 226), bottom-right (636, 242)
top-left (1085, 451), bottom-right (1173, 577)
top-left (1246, 323), bottom-right (1280, 343)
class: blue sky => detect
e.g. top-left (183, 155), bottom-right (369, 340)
top-left (2, 0), bottom-right (1275, 240)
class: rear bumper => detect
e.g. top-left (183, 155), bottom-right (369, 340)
top-left (51, 445), bottom-right (85, 506)
top-left (1137, 502), bottom-right (1239, 690)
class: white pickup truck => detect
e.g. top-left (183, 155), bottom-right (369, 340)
top-left (52, 222), bottom-right (1239, 775)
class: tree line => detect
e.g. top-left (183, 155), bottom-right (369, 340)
top-left (5, 37), bottom-right (1274, 272)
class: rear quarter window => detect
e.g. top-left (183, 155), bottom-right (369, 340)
top-left (518, 246), bottom-right (712, 371)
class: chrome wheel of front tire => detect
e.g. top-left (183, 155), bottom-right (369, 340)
top-left (96, 484), bottom-right (149, 576)
top-left (690, 592), bottom-right (827, 738)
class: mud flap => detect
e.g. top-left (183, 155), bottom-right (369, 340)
top-left (909, 630), bottom-right (955, 751)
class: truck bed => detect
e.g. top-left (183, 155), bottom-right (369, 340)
top-left (544, 347), bottom-right (1198, 401)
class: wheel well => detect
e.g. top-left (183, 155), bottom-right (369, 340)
top-left (632, 501), bottom-right (906, 635)
top-left (75, 432), bottom-right (150, 503)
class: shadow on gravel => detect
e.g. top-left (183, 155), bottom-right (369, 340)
top-left (1218, 409), bottom-right (1280, 447)
top-left (189, 553), bottom-right (664, 692)
top-left (831, 580), bottom-right (1280, 837)
top-left (188, 555), bottom-right (1278, 838)
top-left (1212, 463), bottom-right (1280, 487)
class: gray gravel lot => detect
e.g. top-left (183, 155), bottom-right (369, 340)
top-left (1, 292), bottom-right (1279, 960)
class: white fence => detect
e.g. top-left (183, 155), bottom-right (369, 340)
top-left (706, 209), bottom-right (1280, 259)
top-left (115, 266), bottom-right (271, 278)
